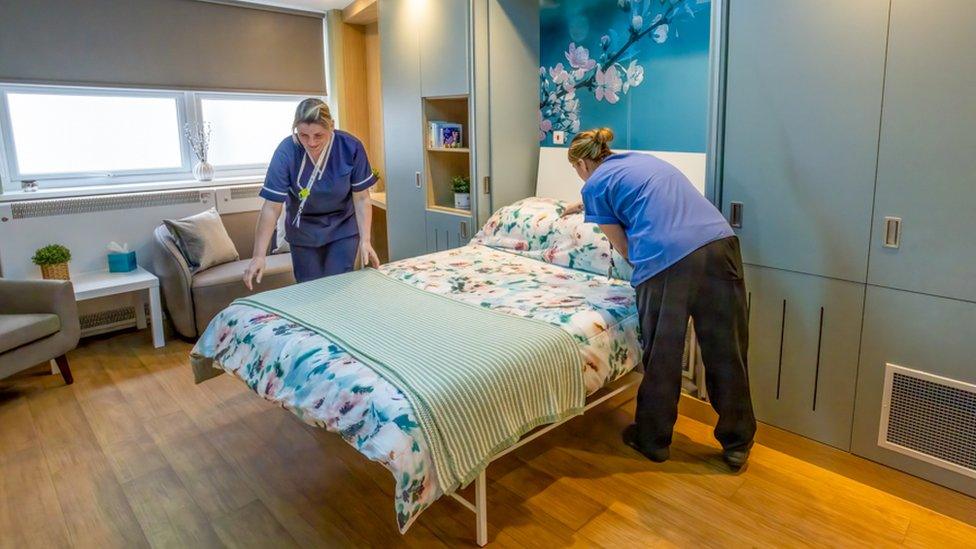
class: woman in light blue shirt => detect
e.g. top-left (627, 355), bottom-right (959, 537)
top-left (566, 128), bottom-right (756, 470)
top-left (244, 98), bottom-right (379, 288)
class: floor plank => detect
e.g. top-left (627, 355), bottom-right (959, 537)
top-left (1, 330), bottom-right (975, 548)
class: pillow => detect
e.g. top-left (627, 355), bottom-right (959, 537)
top-left (163, 208), bottom-right (239, 272)
top-left (473, 197), bottom-right (633, 281)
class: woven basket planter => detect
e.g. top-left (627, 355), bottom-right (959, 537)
top-left (40, 262), bottom-right (70, 280)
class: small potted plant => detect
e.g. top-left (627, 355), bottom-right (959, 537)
top-left (452, 175), bottom-right (471, 210)
top-left (32, 244), bottom-right (72, 280)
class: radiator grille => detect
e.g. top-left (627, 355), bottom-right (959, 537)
top-left (80, 306), bottom-right (137, 331)
top-left (880, 364), bottom-right (976, 478)
top-left (230, 185), bottom-right (262, 200)
top-left (11, 190), bottom-right (206, 219)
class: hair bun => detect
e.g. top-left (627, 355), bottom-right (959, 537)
top-left (595, 128), bottom-right (614, 145)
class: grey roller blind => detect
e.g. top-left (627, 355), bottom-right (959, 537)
top-left (0, 0), bottom-right (326, 94)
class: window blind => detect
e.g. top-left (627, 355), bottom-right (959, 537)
top-left (0, 0), bottom-right (326, 94)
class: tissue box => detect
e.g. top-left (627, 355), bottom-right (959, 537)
top-left (107, 251), bottom-right (137, 273)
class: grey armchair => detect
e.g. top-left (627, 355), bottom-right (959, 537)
top-left (0, 278), bottom-right (80, 385)
top-left (151, 210), bottom-right (295, 339)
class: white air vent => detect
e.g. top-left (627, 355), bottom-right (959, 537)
top-left (878, 363), bottom-right (976, 479)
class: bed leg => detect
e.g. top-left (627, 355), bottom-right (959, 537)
top-left (475, 469), bottom-right (488, 546)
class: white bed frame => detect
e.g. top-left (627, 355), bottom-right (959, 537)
top-left (448, 147), bottom-right (706, 546)
top-left (450, 372), bottom-right (642, 546)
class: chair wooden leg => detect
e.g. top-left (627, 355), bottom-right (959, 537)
top-left (54, 354), bottom-right (73, 385)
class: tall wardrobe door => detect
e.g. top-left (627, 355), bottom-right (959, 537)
top-left (867, 0), bottom-right (976, 302)
top-left (487, 0), bottom-right (539, 213)
top-left (381, 0), bottom-right (427, 260)
top-left (722, 0), bottom-right (888, 282)
top-left (420, 0), bottom-right (469, 98)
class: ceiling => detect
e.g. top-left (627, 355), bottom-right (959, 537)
top-left (233, 0), bottom-right (353, 14)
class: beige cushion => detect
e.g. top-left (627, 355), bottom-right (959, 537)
top-left (190, 254), bottom-right (295, 333)
top-left (164, 208), bottom-right (239, 272)
top-left (0, 313), bottom-right (60, 354)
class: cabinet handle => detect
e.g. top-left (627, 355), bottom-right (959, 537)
top-left (483, 175), bottom-right (491, 195)
top-left (415, 171), bottom-right (422, 189)
top-left (460, 221), bottom-right (469, 240)
top-left (729, 201), bottom-right (744, 228)
top-left (883, 216), bottom-right (902, 248)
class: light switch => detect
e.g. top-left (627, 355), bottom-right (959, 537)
top-left (552, 131), bottom-right (565, 145)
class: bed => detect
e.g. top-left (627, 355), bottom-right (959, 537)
top-left (191, 148), bottom-right (708, 544)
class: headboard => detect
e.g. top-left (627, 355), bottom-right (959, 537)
top-left (534, 147), bottom-right (707, 200)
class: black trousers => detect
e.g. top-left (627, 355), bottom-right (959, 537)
top-left (634, 236), bottom-right (756, 452)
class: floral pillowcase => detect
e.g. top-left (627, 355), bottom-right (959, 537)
top-left (472, 197), bottom-right (633, 282)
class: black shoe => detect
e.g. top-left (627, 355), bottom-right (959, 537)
top-left (722, 448), bottom-right (750, 471)
top-left (622, 424), bottom-right (670, 463)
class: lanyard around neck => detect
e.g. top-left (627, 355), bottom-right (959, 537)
top-left (293, 135), bottom-right (334, 227)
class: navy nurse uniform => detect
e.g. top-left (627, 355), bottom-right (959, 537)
top-left (259, 130), bottom-right (376, 283)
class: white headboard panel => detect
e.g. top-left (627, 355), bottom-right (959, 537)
top-left (534, 146), bottom-right (707, 200)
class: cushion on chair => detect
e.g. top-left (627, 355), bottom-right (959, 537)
top-left (190, 253), bottom-right (295, 333)
top-left (163, 207), bottom-right (240, 272)
top-left (0, 314), bottom-right (61, 354)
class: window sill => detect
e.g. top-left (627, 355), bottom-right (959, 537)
top-left (0, 175), bottom-right (267, 203)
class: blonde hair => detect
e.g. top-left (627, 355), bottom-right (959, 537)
top-left (567, 127), bottom-right (614, 164)
top-left (292, 98), bottom-right (334, 142)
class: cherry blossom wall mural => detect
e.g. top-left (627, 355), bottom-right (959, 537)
top-left (540, 0), bottom-right (712, 152)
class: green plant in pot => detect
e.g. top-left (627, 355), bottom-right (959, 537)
top-left (452, 175), bottom-right (471, 210)
top-left (32, 243), bottom-right (72, 280)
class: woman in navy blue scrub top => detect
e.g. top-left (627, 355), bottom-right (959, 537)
top-left (244, 98), bottom-right (379, 289)
top-left (564, 128), bottom-right (757, 470)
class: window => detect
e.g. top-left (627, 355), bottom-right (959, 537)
top-left (200, 96), bottom-right (302, 167)
top-left (4, 90), bottom-right (184, 179)
top-left (0, 84), bottom-right (314, 192)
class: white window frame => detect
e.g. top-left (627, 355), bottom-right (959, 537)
top-left (192, 91), bottom-right (309, 175)
top-left (0, 83), bottom-right (316, 193)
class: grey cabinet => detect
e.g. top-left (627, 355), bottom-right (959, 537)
top-left (420, 0), bottom-right (470, 98)
top-left (852, 286), bottom-right (976, 497)
top-left (743, 265), bottom-right (864, 449)
top-left (485, 0), bottom-right (539, 216)
top-left (722, 0), bottom-right (889, 282)
top-left (426, 210), bottom-right (471, 253)
top-left (866, 0), bottom-right (976, 302)
top-left (380, 0), bottom-right (427, 260)
top-left (383, 0), bottom-right (539, 256)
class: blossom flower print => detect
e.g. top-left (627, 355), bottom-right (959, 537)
top-left (595, 66), bottom-right (622, 104)
top-left (565, 43), bottom-right (597, 79)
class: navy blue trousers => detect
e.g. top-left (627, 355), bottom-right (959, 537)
top-left (290, 235), bottom-right (360, 283)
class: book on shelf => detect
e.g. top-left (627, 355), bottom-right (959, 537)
top-left (428, 121), bottom-right (463, 149)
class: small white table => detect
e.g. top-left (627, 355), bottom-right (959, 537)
top-left (71, 266), bottom-right (165, 348)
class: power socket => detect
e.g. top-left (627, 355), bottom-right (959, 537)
top-left (552, 130), bottom-right (565, 145)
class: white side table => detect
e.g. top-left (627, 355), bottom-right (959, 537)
top-left (71, 266), bottom-right (165, 348)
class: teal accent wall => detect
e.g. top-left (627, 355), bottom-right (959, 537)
top-left (539, 0), bottom-right (711, 152)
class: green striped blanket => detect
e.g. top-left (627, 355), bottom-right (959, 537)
top-left (236, 268), bottom-right (585, 492)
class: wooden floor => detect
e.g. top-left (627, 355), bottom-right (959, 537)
top-left (2, 330), bottom-right (976, 548)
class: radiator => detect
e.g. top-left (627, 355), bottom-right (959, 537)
top-left (878, 363), bottom-right (976, 480)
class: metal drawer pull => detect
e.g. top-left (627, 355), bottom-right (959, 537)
top-left (460, 221), bottom-right (469, 240)
top-left (883, 216), bottom-right (902, 248)
top-left (483, 175), bottom-right (491, 195)
top-left (729, 201), bottom-right (743, 228)
top-left (415, 171), bottom-right (422, 189)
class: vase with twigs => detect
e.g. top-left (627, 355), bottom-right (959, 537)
top-left (184, 122), bottom-right (214, 181)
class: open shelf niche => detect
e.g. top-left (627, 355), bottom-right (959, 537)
top-left (423, 96), bottom-right (471, 216)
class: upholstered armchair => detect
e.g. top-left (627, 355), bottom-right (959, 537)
top-left (0, 278), bottom-right (80, 385)
top-left (151, 211), bottom-right (294, 339)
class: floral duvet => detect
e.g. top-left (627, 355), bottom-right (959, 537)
top-left (191, 244), bottom-right (640, 532)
